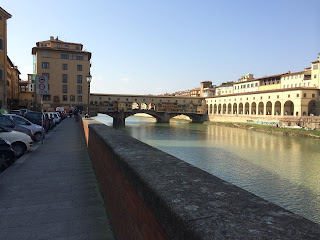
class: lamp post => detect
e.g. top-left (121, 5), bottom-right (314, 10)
top-left (86, 73), bottom-right (92, 117)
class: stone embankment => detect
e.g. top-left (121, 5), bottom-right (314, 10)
top-left (205, 121), bottom-right (320, 139)
top-left (81, 118), bottom-right (320, 240)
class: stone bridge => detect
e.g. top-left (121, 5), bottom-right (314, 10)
top-left (89, 93), bottom-right (208, 125)
top-left (104, 109), bottom-right (206, 125)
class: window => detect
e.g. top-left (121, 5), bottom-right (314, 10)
top-left (77, 95), bottom-right (82, 102)
top-left (297, 94), bottom-right (299, 97)
top-left (41, 43), bottom-right (47, 47)
top-left (255, 83), bottom-right (258, 87)
top-left (43, 95), bottom-right (51, 101)
top-left (62, 64), bottom-right (68, 70)
top-left (77, 85), bottom-right (82, 94)
top-left (42, 62), bottom-right (49, 68)
top-left (70, 54), bottom-right (74, 60)
top-left (42, 73), bottom-right (49, 80)
top-left (65, 45), bottom-right (69, 49)
top-left (12, 116), bottom-right (29, 125)
top-left (304, 93), bottom-right (307, 97)
top-left (70, 95), bottom-right (75, 101)
top-left (0, 69), bottom-right (3, 80)
top-left (0, 39), bottom-right (3, 50)
top-left (313, 64), bottom-right (318, 70)
top-left (42, 51), bottom-right (50, 57)
top-left (63, 85), bottom-right (67, 93)
top-left (76, 55), bottom-right (84, 60)
top-left (61, 53), bottom-right (69, 59)
top-left (75, 46), bottom-right (80, 50)
top-left (77, 65), bottom-right (82, 71)
top-left (77, 75), bottom-right (82, 83)
top-left (63, 95), bottom-right (68, 101)
top-left (314, 74), bottom-right (317, 79)
top-left (312, 94), bottom-right (315, 98)
top-left (277, 95), bottom-right (279, 99)
top-left (0, 16), bottom-right (2, 21)
top-left (288, 95), bottom-right (290, 98)
top-left (57, 44), bottom-right (62, 48)
top-left (62, 74), bottom-right (67, 83)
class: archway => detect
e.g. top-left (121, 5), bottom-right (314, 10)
top-left (308, 100), bottom-right (320, 116)
top-left (209, 104), bottom-right (213, 114)
top-left (223, 104), bottom-right (227, 114)
top-left (218, 104), bottom-right (222, 114)
top-left (258, 102), bottom-right (264, 115)
top-left (132, 102), bottom-right (140, 110)
top-left (266, 101), bottom-right (272, 115)
top-left (214, 104), bottom-right (217, 114)
top-left (233, 103), bottom-right (237, 114)
top-left (274, 101), bottom-right (281, 115)
top-left (239, 103), bottom-right (244, 114)
top-left (251, 102), bottom-right (256, 115)
top-left (284, 101), bottom-right (294, 116)
top-left (227, 103), bottom-right (232, 114)
top-left (244, 102), bottom-right (249, 115)
top-left (140, 103), bottom-right (148, 110)
top-left (149, 103), bottom-right (156, 111)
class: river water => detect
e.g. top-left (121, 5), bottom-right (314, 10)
top-left (94, 114), bottom-right (320, 224)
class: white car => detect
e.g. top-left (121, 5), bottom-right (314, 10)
top-left (0, 126), bottom-right (33, 158)
top-left (53, 112), bottom-right (61, 124)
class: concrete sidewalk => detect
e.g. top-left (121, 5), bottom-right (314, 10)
top-left (0, 117), bottom-right (115, 240)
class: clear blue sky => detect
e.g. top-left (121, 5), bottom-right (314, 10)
top-left (1, 0), bottom-right (319, 95)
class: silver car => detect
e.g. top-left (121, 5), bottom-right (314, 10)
top-left (4, 114), bottom-right (45, 142)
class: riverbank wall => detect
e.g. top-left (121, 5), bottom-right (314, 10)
top-left (209, 114), bottom-right (320, 129)
top-left (81, 117), bottom-right (320, 239)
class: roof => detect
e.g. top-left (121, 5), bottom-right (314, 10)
top-left (90, 93), bottom-right (204, 99)
top-left (31, 47), bottom-right (92, 60)
top-left (311, 60), bottom-right (319, 64)
top-left (0, 7), bottom-right (12, 19)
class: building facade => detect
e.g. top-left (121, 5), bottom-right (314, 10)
top-left (6, 56), bottom-right (20, 110)
top-left (206, 55), bottom-right (320, 127)
top-left (32, 36), bottom-right (91, 111)
top-left (0, 7), bottom-right (11, 109)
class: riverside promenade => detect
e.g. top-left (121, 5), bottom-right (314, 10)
top-left (0, 117), bottom-right (115, 239)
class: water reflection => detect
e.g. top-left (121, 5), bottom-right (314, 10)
top-left (94, 114), bottom-right (320, 224)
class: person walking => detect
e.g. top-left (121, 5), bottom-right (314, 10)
top-left (74, 108), bottom-right (79, 122)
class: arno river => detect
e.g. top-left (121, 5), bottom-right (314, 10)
top-left (94, 114), bottom-right (320, 224)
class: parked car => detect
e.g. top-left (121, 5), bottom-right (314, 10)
top-left (24, 111), bottom-right (50, 132)
top-left (0, 137), bottom-right (15, 171)
top-left (4, 114), bottom-right (45, 142)
top-left (0, 126), bottom-right (33, 158)
top-left (0, 114), bottom-right (34, 141)
top-left (52, 112), bottom-right (61, 125)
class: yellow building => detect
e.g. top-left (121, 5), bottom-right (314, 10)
top-left (32, 36), bottom-right (91, 111)
top-left (0, 7), bottom-right (11, 109)
top-left (206, 55), bottom-right (320, 128)
top-left (7, 56), bottom-right (20, 110)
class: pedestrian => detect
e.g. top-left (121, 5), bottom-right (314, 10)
top-left (74, 108), bottom-right (79, 122)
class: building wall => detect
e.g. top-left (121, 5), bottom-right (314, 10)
top-left (6, 58), bottom-right (20, 109)
top-left (206, 88), bottom-right (320, 121)
top-left (0, 8), bottom-right (11, 109)
top-left (33, 38), bottom-right (91, 111)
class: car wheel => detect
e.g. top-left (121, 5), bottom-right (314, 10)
top-left (0, 151), bottom-right (14, 171)
top-left (12, 142), bottom-right (27, 158)
top-left (34, 132), bottom-right (43, 142)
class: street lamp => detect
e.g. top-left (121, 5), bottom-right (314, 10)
top-left (86, 73), bottom-right (92, 117)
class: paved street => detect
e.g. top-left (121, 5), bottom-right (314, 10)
top-left (0, 117), bottom-right (115, 240)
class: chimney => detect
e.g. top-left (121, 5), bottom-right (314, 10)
top-left (50, 36), bottom-right (54, 41)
